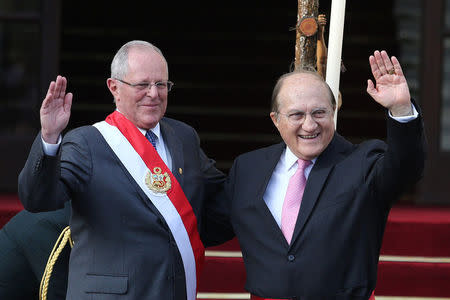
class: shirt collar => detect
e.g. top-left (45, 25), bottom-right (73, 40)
top-left (283, 146), bottom-right (316, 171)
top-left (137, 123), bottom-right (161, 140)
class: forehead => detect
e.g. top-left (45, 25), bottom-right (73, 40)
top-left (126, 48), bottom-right (168, 79)
top-left (278, 73), bottom-right (331, 110)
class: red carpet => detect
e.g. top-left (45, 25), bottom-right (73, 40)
top-left (0, 194), bottom-right (23, 228)
top-left (1, 195), bottom-right (450, 299)
top-left (380, 205), bottom-right (450, 257)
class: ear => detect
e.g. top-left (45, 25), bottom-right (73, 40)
top-left (107, 78), bottom-right (119, 101)
top-left (270, 112), bottom-right (279, 128)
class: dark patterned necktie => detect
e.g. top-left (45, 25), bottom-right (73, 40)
top-left (145, 130), bottom-right (157, 150)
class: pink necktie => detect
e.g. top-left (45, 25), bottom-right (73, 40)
top-left (281, 159), bottom-right (311, 244)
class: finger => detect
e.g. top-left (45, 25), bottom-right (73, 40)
top-left (54, 75), bottom-right (64, 99)
top-left (59, 76), bottom-right (67, 98)
top-left (374, 50), bottom-right (388, 75)
top-left (42, 81), bottom-right (56, 109)
top-left (46, 81), bottom-right (56, 98)
top-left (64, 93), bottom-right (73, 113)
top-left (369, 55), bottom-right (382, 80)
top-left (380, 50), bottom-right (394, 74)
top-left (391, 56), bottom-right (405, 77)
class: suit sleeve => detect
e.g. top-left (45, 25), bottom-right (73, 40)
top-left (18, 129), bottom-right (92, 212)
top-left (192, 127), bottom-right (235, 247)
top-left (368, 100), bottom-right (426, 208)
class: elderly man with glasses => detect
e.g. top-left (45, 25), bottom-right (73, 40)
top-left (18, 40), bottom-right (226, 300)
top-left (215, 50), bottom-right (426, 299)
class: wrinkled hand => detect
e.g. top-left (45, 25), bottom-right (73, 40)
top-left (367, 50), bottom-right (412, 116)
top-left (40, 75), bottom-right (73, 144)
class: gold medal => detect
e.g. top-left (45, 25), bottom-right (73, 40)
top-left (145, 167), bottom-right (171, 194)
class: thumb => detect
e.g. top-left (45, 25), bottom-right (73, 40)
top-left (366, 79), bottom-right (376, 97)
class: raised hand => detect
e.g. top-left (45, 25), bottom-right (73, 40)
top-left (40, 76), bottom-right (73, 143)
top-left (366, 50), bottom-right (412, 116)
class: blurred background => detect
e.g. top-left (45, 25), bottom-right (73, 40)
top-left (1, 0), bottom-right (449, 205)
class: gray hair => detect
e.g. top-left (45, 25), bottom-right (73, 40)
top-left (110, 40), bottom-right (167, 79)
top-left (271, 69), bottom-right (336, 113)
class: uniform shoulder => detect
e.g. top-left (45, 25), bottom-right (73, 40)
top-left (2, 208), bottom-right (68, 244)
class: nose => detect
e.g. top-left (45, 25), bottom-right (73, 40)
top-left (301, 113), bottom-right (318, 131)
top-left (146, 84), bottom-right (159, 98)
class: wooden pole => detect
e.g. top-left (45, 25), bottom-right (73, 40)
top-left (295, 0), bottom-right (319, 70)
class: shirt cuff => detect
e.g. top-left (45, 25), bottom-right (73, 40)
top-left (41, 135), bottom-right (62, 156)
top-left (389, 104), bottom-right (419, 123)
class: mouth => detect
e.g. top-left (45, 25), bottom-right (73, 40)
top-left (141, 103), bottom-right (160, 108)
top-left (298, 133), bottom-right (319, 139)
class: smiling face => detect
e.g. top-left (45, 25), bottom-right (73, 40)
top-left (107, 47), bottom-right (168, 130)
top-left (270, 72), bottom-right (335, 160)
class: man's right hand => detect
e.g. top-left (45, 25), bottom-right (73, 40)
top-left (40, 75), bottom-right (73, 144)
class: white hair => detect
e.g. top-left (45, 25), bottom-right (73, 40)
top-left (110, 40), bottom-right (168, 79)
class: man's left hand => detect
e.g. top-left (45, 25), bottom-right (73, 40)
top-left (366, 50), bottom-right (412, 116)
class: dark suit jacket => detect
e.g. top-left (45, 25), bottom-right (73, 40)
top-left (18, 117), bottom-right (225, 300)
top-left (0, 202), bottom-right (71, 300)
top-left (225, 113), bottom-right (425, 299)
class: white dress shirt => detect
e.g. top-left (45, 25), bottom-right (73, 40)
top-left (263, 104), bottom-right (419, 228)
top-left (264, 148), bottom-right (315, 228)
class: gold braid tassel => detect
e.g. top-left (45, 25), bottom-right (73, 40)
top-left (39, 226), bottom-right (73, 300)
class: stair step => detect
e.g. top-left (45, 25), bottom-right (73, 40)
top-left (199, 256), bottom-right (246, 293)
top-left (376, 260), bottom-right (450, 297)
top-left (380, 205), bottom-right (450, 257)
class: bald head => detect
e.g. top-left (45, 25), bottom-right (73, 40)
top-left (271, 70), bottom-right (336, 113)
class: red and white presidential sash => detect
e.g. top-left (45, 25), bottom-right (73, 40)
top-left (93, 111), bottom-right (204, 300)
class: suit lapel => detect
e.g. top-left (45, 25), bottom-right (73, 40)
top-left (160, 119), bottom-right (185, 186)
top-left (254, 142), bottom-right (285, 203)
top-left (253, 143), bottom-right (291, 247)
top-left (290, 133), bottom-right (353, 245)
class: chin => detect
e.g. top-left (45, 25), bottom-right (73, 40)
top-left (297, 147), bottom-right (323, 160)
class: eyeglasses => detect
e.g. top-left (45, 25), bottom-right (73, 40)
top-left (115, 78), bottom-right (174, 92)
top-left (277, 108), bottom-right (331, 125)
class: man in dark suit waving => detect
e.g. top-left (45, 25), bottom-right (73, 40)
top-left (19, 40), bottom-right (225, 299)
top-left (224, 50), bottom-right (425, 299)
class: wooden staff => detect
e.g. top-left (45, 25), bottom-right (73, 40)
top-left (295, 0), bottom-right (319, 70)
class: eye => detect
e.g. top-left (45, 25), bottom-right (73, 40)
top-left (155, 81), bottom-right (168, 88)
top-left (135, 83), bottom-right (150, 90)
top-left (288, 112), bottom-right (305, 121)
top-left (312, 109), bottom-right (327, 118)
